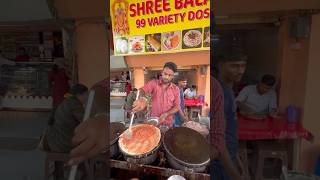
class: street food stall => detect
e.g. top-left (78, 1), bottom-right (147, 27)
top-left (0, 22), bottom-right (77, 139)
top-left (109, 0), bottom-right (211, 179)
top-left (0, 23), bottom-right (72, 110)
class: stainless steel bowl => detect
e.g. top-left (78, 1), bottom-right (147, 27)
top-left (146, 117), bottom-right (159, 126)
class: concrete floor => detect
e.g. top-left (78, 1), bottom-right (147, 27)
top-left (0, 97), bottom-right (126, 180)
top-left (0, 111), bottom-right (49, 180)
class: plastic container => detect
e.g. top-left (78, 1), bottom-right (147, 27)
top-left (286, 105), bottom-right (299, 123)
top-left (198, 95), bottom-right (205, 102)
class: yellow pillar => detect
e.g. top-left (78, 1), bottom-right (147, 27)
top-left (195, 65), bottom-right (210, 115)
top-left (196, 66), bottom-right (206, 96)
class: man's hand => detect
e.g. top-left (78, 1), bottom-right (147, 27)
top-left (182, 115), bottom-right (189, 122)
top-left (238, 102), bottom-right (256, 116)
top-left (132, 98), bottom-right (147, 113)
top-left (159, 113), bottom-right (168, 123)
top-left (68, 116), bottom-right (107, 166)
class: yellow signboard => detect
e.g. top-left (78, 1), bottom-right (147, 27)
top-left (110, 0), bottom-right (210, 56)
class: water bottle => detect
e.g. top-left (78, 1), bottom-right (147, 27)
top-left (286, 105), bottom-right (298, 123)
top-left (198, 95), bottom-right (204, 102)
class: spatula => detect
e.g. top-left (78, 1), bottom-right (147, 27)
top-left (68, 90), bottom-right (95, 180)
top-left (126, 89), bottom-right (140, 139)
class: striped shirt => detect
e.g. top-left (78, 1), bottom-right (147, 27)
top-left (211, 77), bottom-right (225, 154)
top-left (142, 79), bottom-right (180, 127)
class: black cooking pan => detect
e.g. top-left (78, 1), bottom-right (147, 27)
top-left (163, 127), bottom-right (210, 172)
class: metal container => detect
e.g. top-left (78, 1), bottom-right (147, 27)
top-left (146, 116), bottom-right (159, 126)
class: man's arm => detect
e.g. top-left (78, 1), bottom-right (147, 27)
top-left (237, 101), bottom-right (256, 116)
top-left (269, 91), bottom-right (278, 116)
top-left (132, 80), bottom-right (156, 113)
top-left (160, 106), bottom-right (179, 122)
top-left (178, 108), bottom-right (188, 122)
top-left (183, 89), bottom-right (189, 96)
top-left (236, 87), bottom-right (257, 116)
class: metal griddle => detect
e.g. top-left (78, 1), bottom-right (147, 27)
top-left (110, 122), bottom-right (125, 144)
top-left (163, 127), bottom-right (210, 165)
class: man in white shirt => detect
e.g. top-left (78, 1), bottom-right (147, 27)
top-left (236, 74), bottom-right (277, 117)
top-left (184, 85), bottom-right (197, 98)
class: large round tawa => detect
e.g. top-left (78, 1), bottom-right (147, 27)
top-left (110, 122), bottom-right (126, 145)
top-left (119, 124), bottom-right (161, 156)
top-left (163, 127), bottom-right (210, 165)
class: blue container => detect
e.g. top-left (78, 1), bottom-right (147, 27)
top-left (286, 105), bottom-right (299, 123)
top-left (198, 95), bottom-right (205, 102)
top-left (315, 156), bottom-right (320, 176)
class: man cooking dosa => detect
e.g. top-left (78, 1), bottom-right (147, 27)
top-left (132, 62), bottom-right (180, 128)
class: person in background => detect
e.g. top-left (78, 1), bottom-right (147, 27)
top-left (15, 47), bottom-right (30, 62)
top-left (43, 84), bottom-right (88, 153)
top-left (173, 76), bottom-right (188, 127)
top-left (236, 74), bottom-right (277, 118)
top-left (49, 61), bottom-right (70, 108)
top-left (121, 72), bottom-right (126, 81)
top-left (38, 84), bottom-right (87, 179)
top-left (114, 76), bottom-right (120, 81)
top-left (212, 45), bottom-right (247, 180)
top-left (125, 78), bottom-right (132, 96)
top-left (210, 76), bottom-right (242, 180)
top-left (184, 85), bottom-right (197, 98)
top-left (131, 62), bottom-right (180, 128)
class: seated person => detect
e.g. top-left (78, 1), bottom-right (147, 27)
top-left (42, 84), bottom-right (88, 153)
top-left (184, 85), bottom-right (197, 98)
top-left (236, 74), bottom-right (277, 118)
